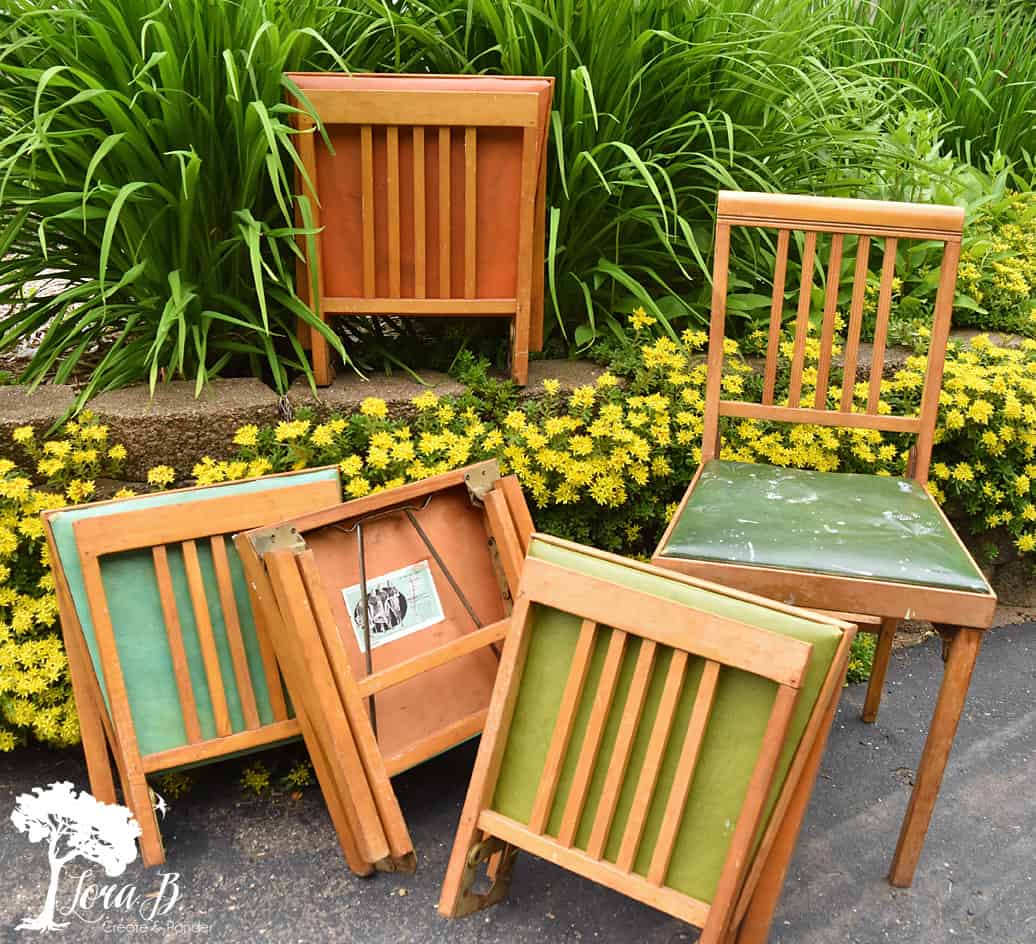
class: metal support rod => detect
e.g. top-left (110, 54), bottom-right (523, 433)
top-left (355, 522), bottom-right (377, 737)
top-left (404, 509), bottom-right (484, 630)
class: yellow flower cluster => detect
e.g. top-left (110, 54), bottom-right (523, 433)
top-left (0, 414), bottom-right (127, 751)
top-left (4, 329), bottom-right (1034, 754)
top-left (955, 192), bottom-right (1036, 336)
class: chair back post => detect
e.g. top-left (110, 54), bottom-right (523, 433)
top-left (913, 238), bottom-right (962, 484)
top-left (701, 191), bottom-right (964, 480)
top-left (701, 221), bottom-right (732, 461)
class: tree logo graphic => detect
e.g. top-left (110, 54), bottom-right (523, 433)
top-left (11, 781), bottom-right (141, 932)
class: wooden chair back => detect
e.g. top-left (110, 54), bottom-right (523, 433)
top-left (287, 73), bottom-right (554, 385)
top-left (702, 191), bottom-right (964, 483)
top-left (439, 536), bottom-right (855, 942)
top-left (43, 469), bottom-right (342, 865)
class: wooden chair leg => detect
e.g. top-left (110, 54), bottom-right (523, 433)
top-left (55, 580), bottom-right (118, 804)
top-left (65, 634), bottom-right (117, 804)
top-left (510, 317), bottom-right (530, 386)
top-left (127, 771), bottom-right (165, 867)
top-left (862, 617), bottom-right (897, 724)
top-left (311, 321), bottom-right (334, 387)
top-left (888, 626), bottom-right (983, 887)
top-left (733, 680), bottom-right (842, 944)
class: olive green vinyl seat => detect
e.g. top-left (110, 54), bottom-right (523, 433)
top-left (490, 537), bottom-right (845, 904)
top-left (659, 460), bottom-right (989, 594)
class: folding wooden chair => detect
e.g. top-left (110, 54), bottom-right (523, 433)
top-left (237, 461), bottom-right (533, 869)
top-left (42, 469), bottom-right (345, 868)
top-left (439, 535), bottom-right (854, 944)
top-left (286, 73), bottom-right (554, 386)
top-left (652, 191), bottom-right (997, 887)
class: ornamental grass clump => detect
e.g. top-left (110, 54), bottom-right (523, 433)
top-left (0, 0), bottom-right (348, 404)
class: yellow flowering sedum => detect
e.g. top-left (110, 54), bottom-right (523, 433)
top-left (1, 416), bottom-right (126, 751)
top-left (5, 330), bottom-right (1036, 754)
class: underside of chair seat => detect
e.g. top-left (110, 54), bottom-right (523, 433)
top-left (659, 461), bottom-right (990, 594)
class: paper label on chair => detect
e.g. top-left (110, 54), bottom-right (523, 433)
top-left (342, 559), bottom-right (446, 651)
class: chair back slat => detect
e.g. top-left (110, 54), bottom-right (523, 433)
top-left (360, 125), bottom-right (376, 297)
top-left (182, 539), bottom-right (233, 738)
top-left (210, 534), bottom-right (260, 730)
top-left (644, 658), bottom-right (719, 882)
top-left (840, 234), bottom-right (871, 411)
top-left (439, 126), bottom-right (452, 297)
top-left (618, 649), bottom-right (696, 876)
top-left (412, 127), bottom-right (427, 298)
top-left (465, 127), bottom-right (478, 298)
top-left (527, 618), bottom-right (598, 833)
top-left (814, 232), bottom-right (844, 408)
top-left (386, 125), bottom-right (402, 297)
top-left (706, 191), bottom-right (964, 482)
top-left (557, 628), bottom-right (630, 847)
top-left (152, 545), bottom-right (203, 744)
top-left (762, 229), bottom-right (790, 405)
top-left (867, 237), bottom-right (899, 413)
top-left (786, 230), bottom-right (817, 408)
top-left (587, 639), bottom-right (659, 859)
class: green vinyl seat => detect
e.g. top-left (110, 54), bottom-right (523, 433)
top-left (659, 460), bottom-right (990, 594)
top-left (489, 536), bottom-right (844, 904)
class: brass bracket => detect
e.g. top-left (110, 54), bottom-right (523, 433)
top-left (464, 459), bottom-right (501, 504)
top-left (248, 525), bottom-right (307, 558)
top-left (452, 836), bottom-right (518, 917)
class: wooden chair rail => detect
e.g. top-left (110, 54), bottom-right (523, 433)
top-left (717, 191), bottom-right (964, 240)
top-left (297, 88), bottom-right (541, 127)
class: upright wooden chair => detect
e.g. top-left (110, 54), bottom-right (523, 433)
top-left (439, 535), bottom-right (854, 944)
top-left (652, 191), bottom-right (997, 887)
top-left (287, 73), bottom-right (554, 386)
top-left (42, 469), bottom-right (344, 867)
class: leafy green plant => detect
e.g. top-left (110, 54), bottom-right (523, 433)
top-left (0, 0), bottom-right (351, 405)
top-left (387, 0), bottom-right (906, 347)
top-left (240, 761), bottom-right (272, 797)
top-left (849, 0), bottom-right (1036, 164)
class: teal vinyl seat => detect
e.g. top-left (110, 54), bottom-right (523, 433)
top-left (659, 461), bottom-right (990, 594)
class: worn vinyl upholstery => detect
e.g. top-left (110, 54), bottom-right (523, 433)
top-left (659, 461), bottom-right (989, 594)
top-left (490, 537), bottom-right (843, 903)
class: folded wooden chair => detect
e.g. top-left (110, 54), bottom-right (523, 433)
top-left (42, 469), bottom-right (346, 868)
top-left (651, 191), bottom-right (997, 886)
top-left (439, 535), bottom-right (854, 944)
top-left (237, 461), bottom-right (533, 872)
top-left (286, 73), bottom-right (554, 386)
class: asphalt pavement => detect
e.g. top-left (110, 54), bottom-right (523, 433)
top-left (2, 622), bottom-right (1034, 944)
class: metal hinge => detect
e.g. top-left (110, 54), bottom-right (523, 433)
top-left (464, 459), bottom-right (501, 503)
top-left (248, 525), bottom-right (307, 557)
